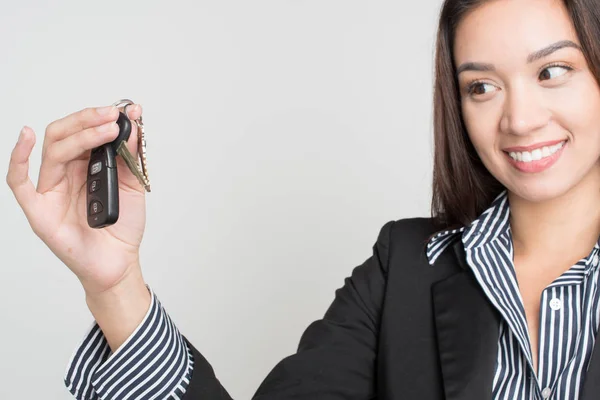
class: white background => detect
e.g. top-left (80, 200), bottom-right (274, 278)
top-left (0, 1), bottom-right (442, 398)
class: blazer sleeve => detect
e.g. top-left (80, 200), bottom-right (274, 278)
top-left (181, 219), bottom-right (395, 400)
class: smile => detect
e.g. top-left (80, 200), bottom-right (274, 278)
top-left (503, 140), bottom-right (567, 173)
top-left (507, 141), bottom-right (566, 162)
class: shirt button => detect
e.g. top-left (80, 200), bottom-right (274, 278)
top-left (593, 254), bottom-right (599, 266)
top-left (542, 387), bottom-right (552, 398)
top-left (549, 297), bottom-right (562, 311)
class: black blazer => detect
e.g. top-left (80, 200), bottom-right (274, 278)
top-left (179, 218), bottom-right (600, 399)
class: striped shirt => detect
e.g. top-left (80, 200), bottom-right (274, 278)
top-left (65, 189), bottom-right (600, 400)
top-left (64, 285), bottom-right (194, 399)
top-left (427, 190), bottom-right (600, 399)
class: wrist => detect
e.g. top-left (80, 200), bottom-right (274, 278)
top-left (83, 261), bottom-right (146, 301)
top-left (85, 264), bottom-right (152, 352)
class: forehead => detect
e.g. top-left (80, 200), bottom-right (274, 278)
top-left (453, 0), bottom-right (579, 66)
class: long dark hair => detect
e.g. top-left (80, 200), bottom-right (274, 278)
top-left (430, 0), bottom-right (600, 231)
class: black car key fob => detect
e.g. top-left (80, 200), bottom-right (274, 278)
top-left (86, 112), bottom-right (132, 228)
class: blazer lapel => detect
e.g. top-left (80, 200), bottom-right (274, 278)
top-left (431, 241), bottom-right (501, 400)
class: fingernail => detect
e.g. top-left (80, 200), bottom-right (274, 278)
top-left (97, 106), bottom-right (116, 115)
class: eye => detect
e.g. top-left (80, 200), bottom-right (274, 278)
top-left (539, 63), bottom-right (573, 81)
top-left (464, 63), bottom-right (574, 98)
top-left (465, 81), bottom-right (496, 97)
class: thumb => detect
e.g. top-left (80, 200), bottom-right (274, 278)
top-left (6, 126), bottom-right (39, 219)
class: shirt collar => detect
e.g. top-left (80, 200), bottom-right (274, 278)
top-left (461, 190), bottom-right (510, 251)
top-left (426, 189), bottom-right (600, 275)
top-left (426, 190), bottom-right (510, 265)
top-left (582, 240), bottom-right (600, 276)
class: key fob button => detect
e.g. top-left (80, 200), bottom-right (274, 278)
top-left (86, 140), bottom-right (119, 228)
top-left (89, 200), bottom-right (104, 215)
top-left (90, 161), bottom-right (103, 175)
top-left (89, 179), bottom-right (101, 193)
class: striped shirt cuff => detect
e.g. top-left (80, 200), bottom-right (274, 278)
top-left (64, 285), bottom-right (194, 400)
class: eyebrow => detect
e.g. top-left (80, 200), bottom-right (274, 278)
top-left (455, 40), bottom-right (582, 77)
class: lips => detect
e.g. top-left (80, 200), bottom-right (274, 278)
top-left (504, 140), bottom-right (567, 173)
top-left (503, 139), bottom-right (566, 153)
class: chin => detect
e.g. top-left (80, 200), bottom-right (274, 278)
top-left (506, 184), bottom-right (569, 203)
top-left (499, 169), bottom-right (588, 204)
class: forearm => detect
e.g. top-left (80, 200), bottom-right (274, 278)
top-left (84, 263), bottom-right (151, 352)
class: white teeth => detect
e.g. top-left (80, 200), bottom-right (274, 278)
top-left (542, 146), bottom-right (551, 157)
top-left (508, 141), bottom-right (565, 162)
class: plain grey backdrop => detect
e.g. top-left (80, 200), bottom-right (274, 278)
top-left (1, 1), bottom-right (442, 398)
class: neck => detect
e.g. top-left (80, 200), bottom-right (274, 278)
top-left (508, 171), bottom-right (600, 263)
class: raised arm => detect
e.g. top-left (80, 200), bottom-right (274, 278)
top-left (7, 104), bottom-right (394, 399)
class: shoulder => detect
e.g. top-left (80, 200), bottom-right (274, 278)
top-left (372, 217), bottom-right (441, 269)
top-left (376, 217), bottom-right (439, 247)
top-left (375, 217), bottom-right (462, 282)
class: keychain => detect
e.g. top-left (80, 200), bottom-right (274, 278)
top-left (86, 99), bottom-right (151, 228)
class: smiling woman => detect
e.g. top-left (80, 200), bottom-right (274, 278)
top-left (429, 0), bottom-right (600, 398)
top-left (454, 3), bottom-right (600, 203)
top-left (7, 0), bottom-right (600, 399)
top-left (432, 1), bottom-right (600, 230)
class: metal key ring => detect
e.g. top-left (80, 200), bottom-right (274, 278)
top-left (112, 99), bottom-right (135, 117)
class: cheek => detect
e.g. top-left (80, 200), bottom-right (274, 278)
top-left (462, 101), bottom-right (499, 161)
top-left (550, 75), bottom-right (600, 136)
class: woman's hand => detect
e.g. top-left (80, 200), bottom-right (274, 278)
top-left (6, 104), bottom-right (148, 297)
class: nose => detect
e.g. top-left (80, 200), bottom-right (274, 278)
top-left (500, 86), bottom-right (550, 136)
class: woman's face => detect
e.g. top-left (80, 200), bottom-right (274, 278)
top-left (454, 0), bottom-right (600, 203)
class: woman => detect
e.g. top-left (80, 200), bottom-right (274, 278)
top-left (7, 0), bottom-right (600, 398)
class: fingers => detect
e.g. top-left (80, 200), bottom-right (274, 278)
top-left (37, 121), bottom-right (121, 194)
top-left (43, 104), bottom-right (143, 155)
top-left (42, 106), bottom-right (116, 160)
top-left (42, 106), bottom-right (119, 157)
top-left (36, 103), bottom-right (143, 193)
top-left (6, 127), bottom-right (38, 218)
top-left (124, 104), bottom-right (142, 121)
top-left (45, 121), bottom-right (120, 164)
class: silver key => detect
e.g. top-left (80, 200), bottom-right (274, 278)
top-left (113, 99), bottom-right (151, 192)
